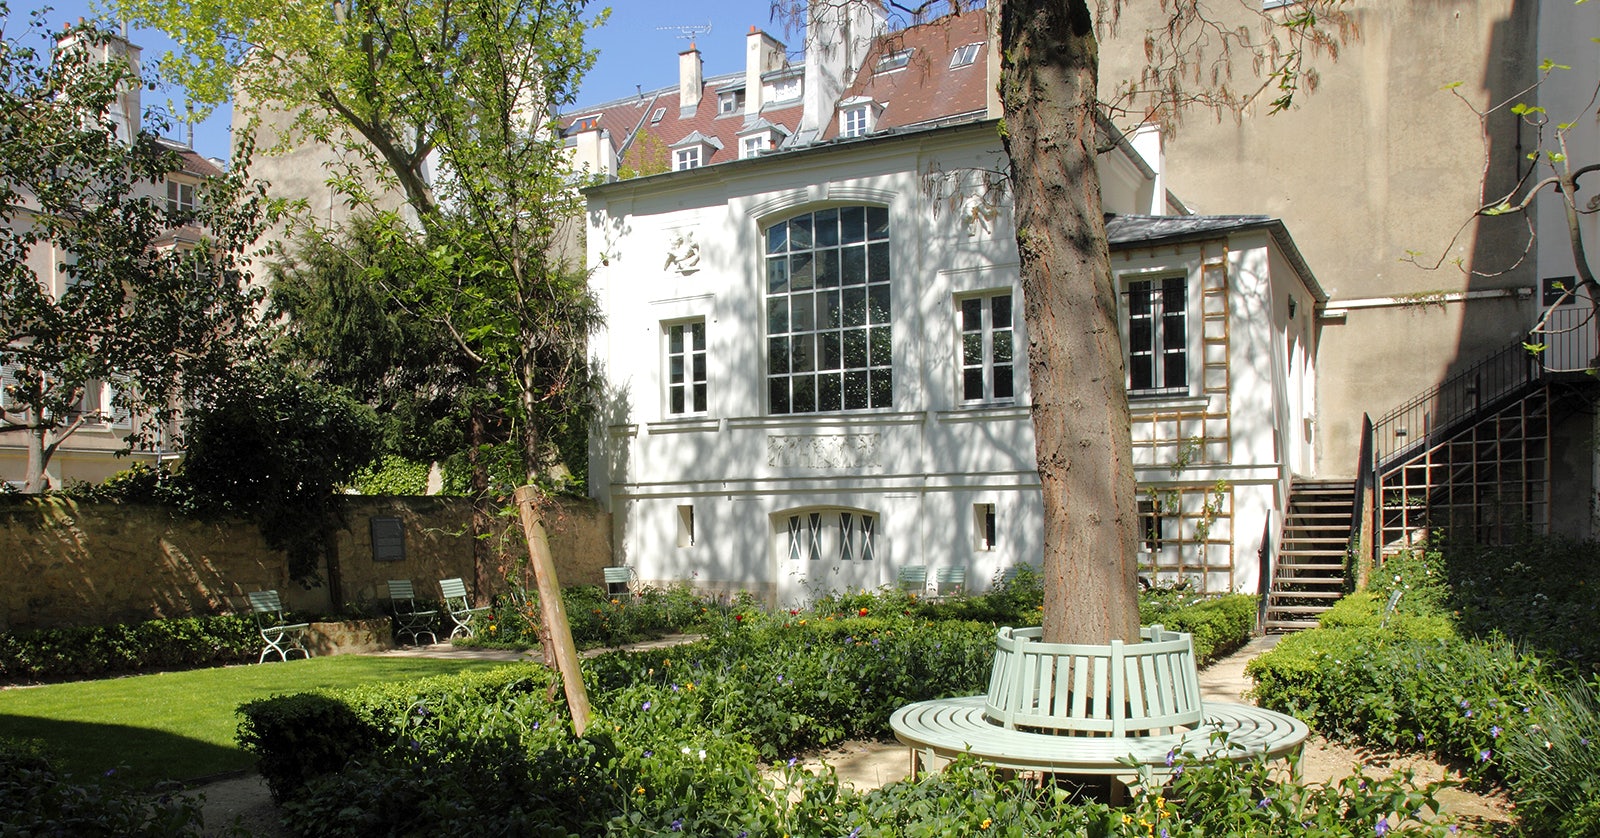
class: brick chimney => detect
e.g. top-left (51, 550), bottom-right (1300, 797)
top-left (744, 26), bottom-right (785, 117)
top-left (679, 42), bottom-right (704, 117)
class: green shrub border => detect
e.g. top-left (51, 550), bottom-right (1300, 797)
top-left (0, 615), bottom-right (259, 682)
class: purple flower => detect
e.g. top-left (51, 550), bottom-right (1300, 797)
top-left (1165, 749), bottom-right (1176, 767)
top-left (1480, 749), bottom-right (1492, 762)
top-left (788, 757), bottom-right (798, 767)
top-left (1375, 819), bottom-right (1389, 836)
top-left (1464, 709), bottom-right (1473, 718)
top-left (848, 829), bottom-right (863, 838)
top-left (1490, 725), bottom-right (1501, 738)
top-left (643, 700), bottom-right (652, 711)
top-left (671, 818), bottom-right (683, 831)
top-left (1257, 797), bottom-right (1271, 809)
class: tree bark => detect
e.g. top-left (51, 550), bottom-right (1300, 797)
top-left (514, 484), bottom-right (591, 735)
top-left (999, 0), bottom-right (1141, 645)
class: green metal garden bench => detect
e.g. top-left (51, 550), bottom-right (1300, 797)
top-left (439, 577), bottom-right (491, 639)
top-left (603, 565), bottom-right (636, 597)
top-left (247, 590), bottom-right (311, 663)
top-left (890, 625), bottom-right (1307, 792)
top-left (933, 567), bottom-right (967, 599)
top-left (387, 579), bottom-right (438, 645)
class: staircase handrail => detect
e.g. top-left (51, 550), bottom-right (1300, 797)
top-left (1370, 339), bottom-right (1541, 464)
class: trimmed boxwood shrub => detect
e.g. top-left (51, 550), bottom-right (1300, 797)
top-left (0, 615), bottom-right (259, 682)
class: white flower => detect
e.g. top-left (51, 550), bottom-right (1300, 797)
top-left (681, 746), bottom-right (691, 755)
top-left (698, 749), bottom-right (706, 760)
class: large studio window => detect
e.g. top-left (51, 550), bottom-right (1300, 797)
top-left (765, 207), bottom-right (892, 414)
top-left (1124, 276), bottom-right (1188, 396)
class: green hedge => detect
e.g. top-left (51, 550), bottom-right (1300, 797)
top-left (0, 615), bottom-right (259, 682)
top-left (0, 737), bottom-right (208, 835)
top-left (1143, 592), bottom-right (1257, 663)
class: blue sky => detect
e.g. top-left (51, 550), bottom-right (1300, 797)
top-left (12, 0), bottom-right (786, 161)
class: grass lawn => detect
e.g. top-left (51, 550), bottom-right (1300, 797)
top-left (0, 656), bottom-right (512, 789)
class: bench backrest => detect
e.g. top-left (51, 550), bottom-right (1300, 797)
top-left (897, 565), bottom-right (928, 589)
top-left (603, 567), bottom-right (632, 585)
top-left (984, 625), bottom-right (1203, 737)
top-left (248, 590), bottom-right (284, 615)
top-left (439, 577), bottom-right (470, 604)
top-left (936, 567), bottom-right (966, 587)
top-left (388, 580), bottom-right (418, 601)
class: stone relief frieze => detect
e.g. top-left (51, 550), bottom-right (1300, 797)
top-left (767, 433), bottom-right (880, 469)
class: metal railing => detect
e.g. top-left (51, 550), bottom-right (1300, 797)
top-left (1534, 304), bottom-right (1598, 375)
top-left (1370, 340), bottom-right (1542, 464)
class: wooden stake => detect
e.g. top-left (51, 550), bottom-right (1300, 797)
top-left (513, 484), bottom-right (591, 735)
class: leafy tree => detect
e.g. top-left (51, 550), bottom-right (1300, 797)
top-left (180, 359), bottom-right (382, 586)
top-left (118, 0), bottom-right (606, 728)
top-left (0, 9), bottom-right (276, 492)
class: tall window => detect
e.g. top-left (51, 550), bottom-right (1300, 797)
top-left (959, 292), bottom-right (1015, 403)
top-left (665, 319), bottom-right (707, 415)
top-left (1124, 276), bottom-right (1188, 395)
top-left (765, 207), bottom-right (892, 414)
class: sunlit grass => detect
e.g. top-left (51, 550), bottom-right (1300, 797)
top-left (0, 656), bottom-right (511, 788)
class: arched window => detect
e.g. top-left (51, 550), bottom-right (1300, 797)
top-left (764, 207), bottom-right (892, 414)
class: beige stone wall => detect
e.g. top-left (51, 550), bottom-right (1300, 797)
top-left (0, 495), bottom-right (611, 632)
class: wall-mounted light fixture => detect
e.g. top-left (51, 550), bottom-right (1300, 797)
top-left (1288, 297), bottom-right (1298, 319)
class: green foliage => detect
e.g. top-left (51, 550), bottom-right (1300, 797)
top-left (0, 10), bottom-right (279, 492)
top-left (1440, 537), bottom-right (1600, 669)
top-left (0, 738), bottom-right (210, 836)
top-left (351, 455), bottom-right (432, 496)
top-left (236, 664), bottom-right (553, 803)
top-left (467, 582), bottom-right (719, 651)
top-left (248, 616), bottom-right (1456, 837)
top-left (1144, 593), bottom-right (1257, 662)
top-left (0, 615), bottom-right (258, 681)
top-left (180, 360), bottom-right (382, 583)
top-left (1497, 678), bottom-right (1600, 836)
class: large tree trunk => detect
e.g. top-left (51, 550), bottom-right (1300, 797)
top-left (999, 0), bottom-right (1141, 645)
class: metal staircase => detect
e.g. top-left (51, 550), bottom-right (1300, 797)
top-left (1264, 479), bottom-right (1354, 632)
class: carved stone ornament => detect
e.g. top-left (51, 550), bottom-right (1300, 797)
top-left (663, 231), bottom-right (702, 274)
top-left (767, 434), bottom-right (881, 469)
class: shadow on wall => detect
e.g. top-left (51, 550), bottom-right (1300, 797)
top-left (0, 494), bottom-right (611, 632)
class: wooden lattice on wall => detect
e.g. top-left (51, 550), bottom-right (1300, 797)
top-left (1137, 483), bottom-right (1236, 592)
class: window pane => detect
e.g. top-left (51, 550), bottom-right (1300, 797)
top-left (791, 293), bottom-right (814, 331)
top-left (669, 356), bottom-right (684, 384)
top-left (961, 298), bottom-right (982, 331)
top-left (819, 331), bottom-right (842, 370)
top-left (1128, 281), bottom-right (1152, 315)
top-left (819, 374), bottom-right (843, 411)
top-left (993, 330), bottom-right (1012, 363)
top-left (844, 370), bottom-right (869, 409)
top-left (1164, 354), bottom-right (1187, 388)
top-left (790, 215), bottom-right (812, 250)
top-left (769, 336), bottom-right (789, 373)
top-left (1130, 318), bottom-right (1152, 352)
top-left (869, 325), bottom-right (891, 366)
top-left (692, 383), bottom-right (707, 412)
top-left (768, 257), bottom-right (789, 294)
top-left (963, 369), bottom-right (984, 401)
top-left (670, 388), bottom-right (685, 414)
top-left (692, 353), bottom-right (706, 380)
top-left (668, 326), bottom-right (683, 354)
top-left (814, 207), bottom-right (839, 248)
top-left (790, 252), bottom-right (814, 290)
top-left (792, 334), bottom-right (814, 372)
top-left (867, 206), bottom-right (889, 239)
top-left (868, 285), bottom-right (890, 324)
top-left (818, 291), bottom-right (841, 329)
top-left (1162, 315), bottom-right (1186, 349)
top-left (770, 377), bottom-right (790, 413)
top-left (870, 368), bottom-right (892, 408)
top-left (843, 330), bottom-right (868, 367)
top-left (690, 321), bottom-right (705, 348)
top-left (767, 224), bottom-right (788, 254)
top-left (840, 245), bottom-right (866, 285)
top-left (992, 294), bottom-right (1012, 328)
top-left (768, 298), bottom-right (789, 333)
top-left (815, 248), bottom-right (839, 288)
top-left (963, 332), bottom-right (983, 365)
top-left (793, 375), bottom-right (816, 412)
top-left (868, 242), bottom-right (889, 280)
top-left (842, 287), bottom-right (867, 327)
top-left (994, 365), bottom-right (1013, 398)
top-left (1130, 356), bottom-right (1154, 391)
top-left (840, 207), bottom-right (865, 244)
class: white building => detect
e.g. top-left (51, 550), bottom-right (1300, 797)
top-left (579, 7), bottom-right (1324, 607)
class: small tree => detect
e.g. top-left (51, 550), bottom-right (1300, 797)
top-left (0, 10), bottom-right (276, 492)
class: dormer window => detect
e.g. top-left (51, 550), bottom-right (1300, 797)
top-left (839, 99), bottom-right (877, 139)
top-left (718, 89), bottom-right (744, 115)
top-left (767, 75), bottom-right (801, 102)
top-left (741, 136), bottom-right (767, 159)
top-left (568, 115), bottom-right (600, 134)
top-left (875, 48), bottom-right (913, 74)
top-left (650, 107), bottom-right (666, 124)
top-left (670, 131), bottom-right (722, 171)
top-left (950, 43), bottom-right (981, 68)
top-left (738, 121), bottom-right (789, 160)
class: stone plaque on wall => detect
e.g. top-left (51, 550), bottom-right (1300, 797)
top-left (767, 434), bottom-right (880, 469)
top-left (370, 517), bottom-right (405, 562)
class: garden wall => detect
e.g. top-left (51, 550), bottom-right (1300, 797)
top-left (0, 496), bottom-right (611, 632)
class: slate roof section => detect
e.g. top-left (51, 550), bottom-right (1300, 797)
top-left (824, 8), bottom-right (989, 139)
top-left (1106, 214), bottom-right (1326, 302)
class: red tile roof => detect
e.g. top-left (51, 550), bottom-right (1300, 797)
top-left (564, 7), bottom-right (990, 175)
